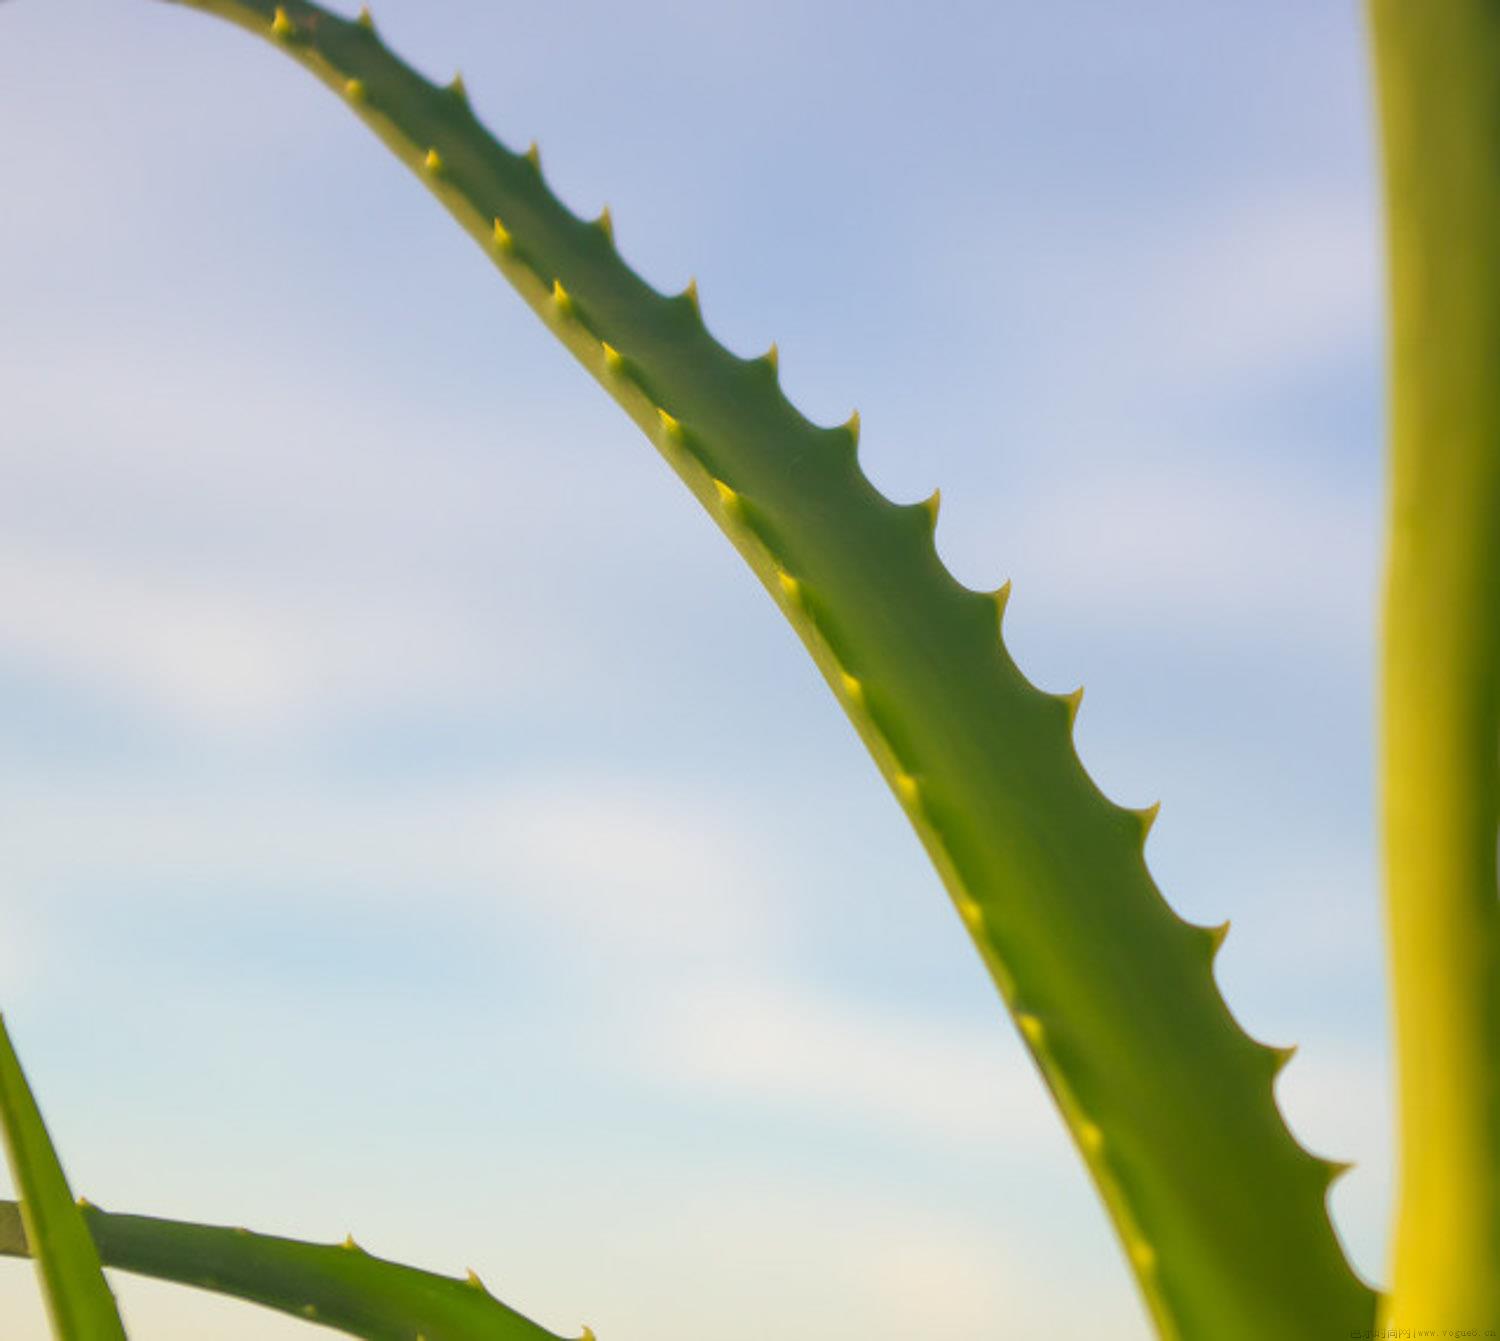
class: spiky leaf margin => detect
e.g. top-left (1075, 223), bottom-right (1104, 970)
top-left (0, 1019), bottom-right (128, 1340)
top-left (151, 3), bottom-right (1375, 1336)
top-left (0, 1199), bottom-right (585, 1341)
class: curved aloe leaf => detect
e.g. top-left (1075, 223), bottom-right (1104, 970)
top-left (0, 1018), bottom-right (128, 1340)
top-left (0, 1198), bottom-right (584, 1341)
top-left (155, 3), bottom-right (1375, 1335)
top-left (1369, 1), bottom-right (1500, 1330)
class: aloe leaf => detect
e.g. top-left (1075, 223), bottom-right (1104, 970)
top-left (1368, 2), bottom-right (1500, 1330)
top-left (0, 1197), bottom-right (584, 1341)
top-left (155, 3), bottom-right (1376, 1335)
top-left (0, 1018), bottom-right (128, 1340)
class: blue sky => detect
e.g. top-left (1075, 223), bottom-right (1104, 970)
top-left (1, 1), bottom-right (1385, 1336)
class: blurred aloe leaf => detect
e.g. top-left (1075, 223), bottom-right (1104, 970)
top-left (0, 1197), bottom-right (585, 1341)
top-left (0, 1017), bottom-right (128, 1340)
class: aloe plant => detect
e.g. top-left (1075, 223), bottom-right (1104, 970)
top-left (1, 0), bottom-right (1494, 1337)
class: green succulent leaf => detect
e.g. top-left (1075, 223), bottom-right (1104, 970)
top-left (0, 1018), bottom-right (128, 1340)
top-left (1369, 0), bottom-right (1500, 1330)
top-left (155, 2), bottom-right (1377, 1336)
top-left (0, 1198), bottom-right (584, 1341)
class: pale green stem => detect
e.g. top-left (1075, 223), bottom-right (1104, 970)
top-left (1370, 1), bottom-right (1500, 1328)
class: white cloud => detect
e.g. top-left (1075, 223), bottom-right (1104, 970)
top-left (0, 770), bottom-right (782, 966)
top-left (983, 185), bottom-right (1380, 409)
top-left (633, 974), bottom-right (1066, 1155)
top-left (1002, 457), bottom-right (1378, 647)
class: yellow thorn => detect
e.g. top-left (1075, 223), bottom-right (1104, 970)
top-left (893, 772), bottom-right (921, 806)
top-left (1325, 1158), bottom-right (1356, 1185)
top-left (75, 1196), bottom-right (91, 1209)
top-left (844, 408), bottom-right (861, 444)
top-left (344, 78), bottom-right (366, 101)
top-left (601, 341), bottom-right (623, 372)
top-left (356, 5), bottom-right (375, 29)
top-left (491, 217), bottom-right (514, 251)
top-left (1061, 685), bottom-right (1084, 727)
top-left (839, 672), bottom-right (864, 704)
top-left (1207, 919), bottom-right (1231, 957)
top-left (552, 278), bottom-right (573, 314)
top-left (993, 579), bottom-right (1014, 621)
top-left (1077, 1120), bottom-right (1105, 1154)
top-left (595, 205), bottom-right (614, 240)
top-left (776, 569), bottom-right (801, 603)
top-left (423, 147), bottom-right (444, 175)
top-left (524, 140), bottom-right (541, 169)
top-left (763, 341), bottom-right (779, 371)
top-left (1129, 1240), bottom-right (1157, 1271)
top-left (447, 72), bottom-right (468, 102)
top-left (656, 407), bottom-right (683, 440)
top-left (712, 478), bottom-right (741, 515)
top-left (919, 487), bottom-right (941, 526)
top-left (1016, 1012), bottom-right (1045, 1045)
top-left (341, 1234), bottom-right (360, 1252)
top-left (682, 276), bottom-right (700, 310)
top-left (580, 1329), bottom-right (597, 1341)
top-left (271, 6), bottom-right (295, 37)
top-left (956, 897), bottom-right (984, 932)
top-left (1270, 1043), bottom-right (1298, 1074)
top-left (233, 1226), bottom-right (251, 1237)
top-left (1136, 800), bottom-right (1161, 836)
top-left (465, 1268), bottom-right (486, 1291)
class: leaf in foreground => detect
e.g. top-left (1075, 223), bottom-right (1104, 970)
top-left (0, 1016), bottom-right (128, 1340)
top-left (0, 1197), bottom-right (587, 1341)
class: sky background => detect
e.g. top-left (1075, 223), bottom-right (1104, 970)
top-left (1, 2), bottom-right (1384, 1337)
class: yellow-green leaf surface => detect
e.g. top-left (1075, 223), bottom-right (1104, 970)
top-left (0, 1019), bottom-right (128, 1340)
top-left (1369, 1), bottom-right (1500, 1331)
top-left (158, 3), bottom-right (1376, 1335)
top-left (0, 1199), bottom-right (584, 1341)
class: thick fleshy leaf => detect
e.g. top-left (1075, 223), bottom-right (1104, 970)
top-left (0, 1198), bottom-right (584, 1341)
top-left (155, 3), bottom-right (1376, 1335)
top-left (0, 1018), bottom-right (128, 1340)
